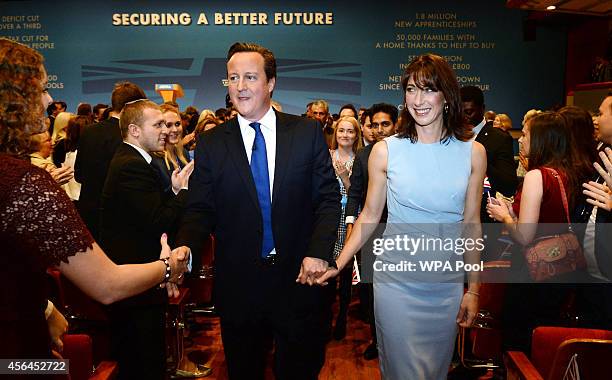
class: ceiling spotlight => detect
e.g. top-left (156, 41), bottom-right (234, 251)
top-left (546, 5), bottom-right (556, 10)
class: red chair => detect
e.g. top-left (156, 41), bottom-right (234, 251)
top-left (186, 234), bottom-right (215, 309)
top-left (62, 334), bottom-right (117, 380)
top-left (505, 326), bottom-right (612, 380)
top-left (458, 260), bottom-right (511, 369)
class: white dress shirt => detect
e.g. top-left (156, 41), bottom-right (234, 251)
top-left (124, 141), bottom-right (152, 163)
top-left (237, 107), bottom-right (277, 256)
top-left (471, 117), bottom-right (486, 138)
top-left (237, 107), bottom-right (277, 200)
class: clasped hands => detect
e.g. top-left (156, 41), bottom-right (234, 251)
top-left (159, 235), bottom-right (191, 298)
top-left (295, 257), bottom-right (340, 286)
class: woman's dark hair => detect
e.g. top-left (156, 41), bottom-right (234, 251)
top-left (528, 111), bottom-right (580, 205)
top-left (65, 115), bottom-right (89, 152)
top-left (397, 54), bottom-right (472, 143)
top-left (558, 106), bottom-right (597, 184)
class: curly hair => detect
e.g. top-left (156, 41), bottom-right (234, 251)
top-left (0, 38), bottom-right (47, 158)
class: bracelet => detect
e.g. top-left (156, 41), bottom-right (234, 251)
top-left (466, 290), bottom-right (480, 297)
top-left (159, 258), bottom-right (171, 283)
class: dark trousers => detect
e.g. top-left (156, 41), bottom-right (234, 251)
top-left (108, 304), bottom-right (166, 380)
top-left (219, 286), bottom-right (326, 380)
top-left (335, 265), bottom-right (353, 325)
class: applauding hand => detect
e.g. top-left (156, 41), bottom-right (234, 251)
top-left (171, 160), bottom-right (195, 193)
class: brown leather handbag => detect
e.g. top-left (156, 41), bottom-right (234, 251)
top-left (523, 168), bottom-right (586, 282)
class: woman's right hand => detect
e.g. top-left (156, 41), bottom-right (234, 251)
top-left (49, 165), bottom-right (74, 185)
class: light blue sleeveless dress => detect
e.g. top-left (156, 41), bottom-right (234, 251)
top-left (374, 135), bottom-right (473, 380)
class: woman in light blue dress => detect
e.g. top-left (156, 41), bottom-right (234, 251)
top-left (317, 54), bottom-right (487, 379)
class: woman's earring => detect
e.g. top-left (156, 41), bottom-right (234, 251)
top-left (443, 103), bottom-right (449, 115)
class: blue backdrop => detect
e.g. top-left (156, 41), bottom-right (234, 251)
top-left (0, 0), bottom-right (566, 127)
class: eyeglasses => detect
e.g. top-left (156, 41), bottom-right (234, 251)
top-left (166, 121), bottom-right (182, 128)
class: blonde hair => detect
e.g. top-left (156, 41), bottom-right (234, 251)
top-left (522, 109), bottom-right (542, 127)
top-left (496, 113), bottom-right (512, 131)
top-left (119, 99), bottom-right (158, 138)
top-left (331, 116), bottom-right (363, 152)
top-left (51, 111), bottom-right (73, 144)
top-left (160, 107), bottom-right (188, 171)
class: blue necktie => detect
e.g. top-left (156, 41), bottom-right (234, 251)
top-left (249, 122), bottom-right (275, 258)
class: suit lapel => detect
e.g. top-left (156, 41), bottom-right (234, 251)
top-left (272, 112), bottom-right (294, 206)
top-left (224, 118), bottom-right (261, 213)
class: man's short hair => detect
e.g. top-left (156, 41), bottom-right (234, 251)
top-left (460, 86), bottom-right (484, 108)
top-left (371, 103), bottom-right (398, 125)
top-left (360, 108), bottom-right (372, 125)
top-left (227, 42), bottom-right (276, 81)
top-left (111, 81), bottom-right (147, 112)
top-left (93, 103), bottom-right (108, 115)
top-left (311, 100), bottom-right (329, 113)
top-left (339, 104), bottom-right (357, 117)
top-left (119, 99), bottom-right (159, 139)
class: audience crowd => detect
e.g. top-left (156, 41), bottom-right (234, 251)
top-left (2, 36), bottom-right (612, 380)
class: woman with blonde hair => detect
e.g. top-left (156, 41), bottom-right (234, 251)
top-left (328, 116), bottom-right (362, 340)
top-left (493, 113), bottom-right (512, 132)
top-left (152, 104), bottom-right (192, 191)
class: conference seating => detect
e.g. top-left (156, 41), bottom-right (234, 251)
top-left (62, 334), bottom-right (117, 380)
top-left (457, 260), bottom-right (511, 371)
top-left (505, 326), bottom-right (612, 380)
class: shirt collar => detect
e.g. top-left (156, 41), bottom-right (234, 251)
top-left (237, 107), bottom-right (276, 132)
top-left (472, 117), bottom-right (486, 136)
top-left (124, 141), bottom-right (152, 164)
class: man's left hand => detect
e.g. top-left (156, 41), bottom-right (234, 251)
top-left (296, 257), bottom-right (329, 285)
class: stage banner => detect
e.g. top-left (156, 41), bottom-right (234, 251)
top-left (0, 0), bottom-right (565, 122)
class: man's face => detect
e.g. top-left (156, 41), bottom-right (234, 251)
top-left (339, 108), bottom-right (356, 118)
top-left (39, 66), bottom-right (53, 110)
top-left (95, 108), bottom-right (106, 122)
top-left (136, 108), bottom-right (168, 152)
top-left (372, 112), bottom-right (395, 140)
top-left (361, 115), bottom-right (376, 144)
top-left (597, 96), bottom-right (612, 144)
top-left (462, 100), bottom-right (484, 127)
top-left (311, 105), bottom-right (328, 123)
top-left (227, 52), bottom-right (275, 121)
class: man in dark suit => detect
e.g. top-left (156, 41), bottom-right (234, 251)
top-left (344, 103), bottom-right (396, 360)
top-left (175, 42), bottom-right (340, 380)
top-left (461, 86), bottom-right (517, 229)
top-left (74, 82), bottom-right (146, 239)
top-left (99, 99), bottom-right (192, 380)
top-left (578, 94), bottom-right (612, 329)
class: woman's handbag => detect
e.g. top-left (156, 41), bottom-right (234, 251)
top-left (523, 167), bottom-right (586, 281)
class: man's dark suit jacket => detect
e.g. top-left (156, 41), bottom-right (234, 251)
top-left (176, 111), bottom-right (340, 320)
top-left (345, 143), bottom-right (388, 222)
top-left (74, 117), bottom-right (122, 238)
top-left (476, 121), bottom-right (517, 197)
top-left (476, 121), bottom-right (518, 224)
top-left (99, 143), bottom-right (187, 305)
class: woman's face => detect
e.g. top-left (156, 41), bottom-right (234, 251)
top-left (493, 116), bottom-right (501, 129)
top-left (404, 77), bottom-right (445, 128)
top-left (163, 111), bottom-right (182, 145)
top-left (336, 120), bottom-right (357, 149)
top-left (40, 66), bottom-right (53, 110)
top-left (37, 131), bottom-right (52, 158)
top-left (519, 120), bottom-right (531, 157)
